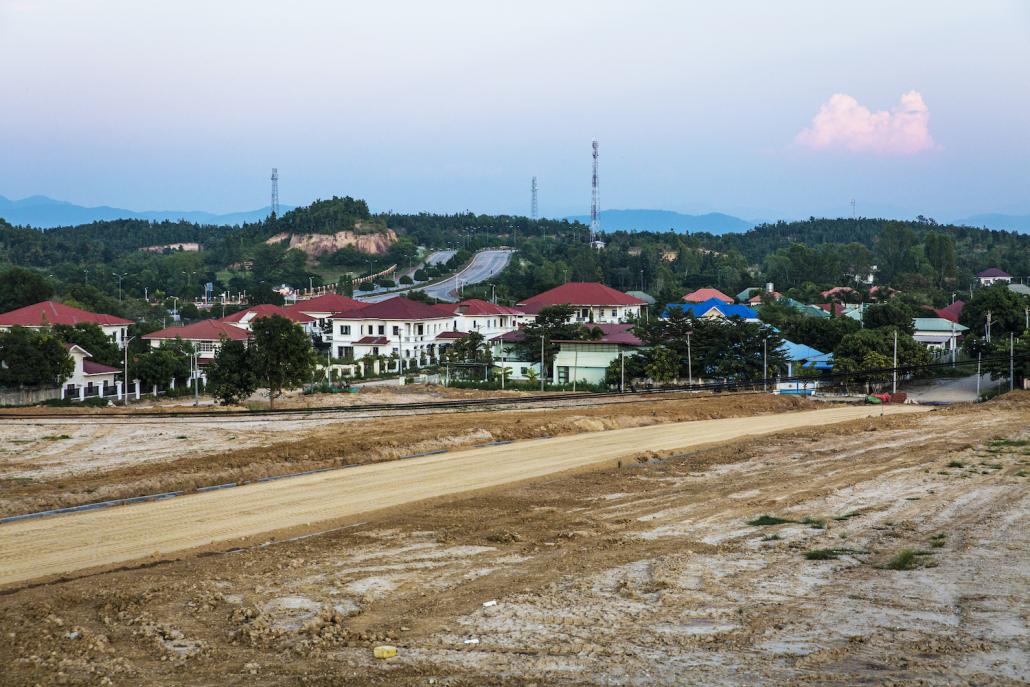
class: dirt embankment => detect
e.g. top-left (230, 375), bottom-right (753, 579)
top-left (0, 394), bottom-right (1026, 686)
top-left (0, 394), bottom-right (809, 517)
top-left (265, 227), bottom-right (397, 257)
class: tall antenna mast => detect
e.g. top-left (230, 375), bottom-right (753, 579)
top-left (270, 168), bottom-right (280, 218)
top-left (530, 176), bottom-right (539, 220)
top-left (850, 198), bottom-right (856, 219)
top-left (590, 139), bottom-right (600, 241)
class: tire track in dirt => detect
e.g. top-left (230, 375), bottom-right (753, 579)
top-left (0, 405), bottom-right (925, 587)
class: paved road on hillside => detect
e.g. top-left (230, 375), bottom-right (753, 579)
top-left (359, 249), bottom-right (513, 303)
top-left (0, 404), bottom-right (928, 587)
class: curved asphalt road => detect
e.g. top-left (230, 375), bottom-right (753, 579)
top-left (360, 249), bottom-right (513, 303)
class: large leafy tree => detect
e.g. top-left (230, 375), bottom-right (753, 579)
top-left (207, 339), bottom-right (258, 405)
top-left (833, 327), bottom-right (930, 387)
top-left (0, 267), bottom-right (53, 312)
top-left (133, 347), bottom-right (191, 390)
top-left (250, 315), bottom-right (317, 408)
top-left (960, 285), bottom-right (1029, 339)
top-left (863, 302), bottom-right (915, 334)
top-left (52, 323), bottom-right (121, 367)
top-left (0, 327), bottom-right (73, 387)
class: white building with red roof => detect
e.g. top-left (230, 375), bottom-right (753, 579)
top-left (327, 296), bottom-right (455, 367)
top-left (142, 319), bottom-right (251, 361)
top-left (284, 293), bottom-right (364, 330)
top-left (516, 282), bottom-right (645, 324)
top-left (976, 267), bottom-right (1011, 286)
top-left (551, 323), bottom-right (644, 386)
top-left (434, 299), bottom-right (526, 339)
top-left (63, 343), bottom-right (121, 398)
top-left (220, 304), bottom-right (316, 333)
top-left (0, 300), bottom-right (132, 347)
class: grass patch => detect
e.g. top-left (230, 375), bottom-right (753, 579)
top-left (832, 511), bottom-right (862, 521)
top-left (41, 434), bottom-right (72, 441)
top-left (979, 463), bottom-right (1002, 470)
top-left (761, 534), bottom-right (782, 541)
top-left (881, 548), bottom-right (935, 570)
top-left (805, 548), bottom-right (865, 561)
top-left (988, 438), bottom-right (1029, 448)
top-left (946, 460), bottom-right (965, 468)
top-left (1015, 470), bottom-right (1028, 477)
top-left (802, 516), bottom-right (827, 529)
top-left (176, 435), bottom-right (188, 440)
top-left (747, 515), bottom-right (795, 526)
top-left (929, 533), bottom-right (946, 548)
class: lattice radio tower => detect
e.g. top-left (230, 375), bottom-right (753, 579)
top-left (590, 139), bottom-right (600, 241)
top-left (530, 176), bottom-right (539, 220)
top-left (270, 168), bottom-right (280, 217)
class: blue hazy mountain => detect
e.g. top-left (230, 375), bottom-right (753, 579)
top-left (563, 208), bottom-right (755, 234)
top-left (953, 213), bottom-right (1030, 234)
top-left (0, 195), bottom-right (292, 229)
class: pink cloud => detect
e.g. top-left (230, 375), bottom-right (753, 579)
top-left (795, 91), bottom-right (937, 155)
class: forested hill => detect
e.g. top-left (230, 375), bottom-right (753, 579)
top-left (717, 217), bottom-right (1030, 271)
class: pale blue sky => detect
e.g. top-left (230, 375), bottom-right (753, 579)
top-left (1, 0), bottom-right (1028, 220)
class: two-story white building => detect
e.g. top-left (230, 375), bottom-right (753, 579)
top-left (284, 293), bottom-right (364, 331)
top-left (0, 300), bottom-right (132, 347)
top-left (516, 283), bottom-right (645, 324)
top-left (220, 304), bottom-right (317, 334)
top-left (551, 323), bottom-right (643, 385)
top-left (142, 319), bottom-right (251, 362)
top-left (327, 296), bottom-right (455, 368)
top-left (433, 299), bottom-right (526, 339)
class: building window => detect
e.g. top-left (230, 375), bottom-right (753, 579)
top-left (611, 309), bottom-right (618, 318)
top-left (339, 325), bottom-right (351, 335)
top-left (378, 325), bottom-right (385, 335)
top-left (557, 366), bottom-right (569, 383)
top-left (417, 324), bottom-right (424, 335)
top-left (392, 325), bottom-right (400, 336)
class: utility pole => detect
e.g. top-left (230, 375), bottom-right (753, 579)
top-left (763, 337), bottom-right (768, 393)
top-left (122, 337), bottom-right (135, 406)
top-left (1010, 333), bottom-right (1015, 392)
top-left (986, 310), bottom-right (993, 342)
top-left (192, 354), bottom-right (200, 406)
top-left (620, 350), bottom-right (625, 393)
top-left (892, 329), bottom-right (898, 395)
top-left (540, 336), bottom-right (545, 392)
top-left (687, 330), bottom-right (693, 386)
top-left (113, 272), bottom-right (127, 302)
top-left (976, 352), bottom-right (982, 401)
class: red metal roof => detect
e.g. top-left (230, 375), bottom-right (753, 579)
top-left (334, 297), bottom-right (454, 321)
top-left (83, 359), bottom-right (120, 375)
top-left (220, 304), bottom-right (314, 324)
top-left (551, 323), bottom-right (643, 346)
top-left (934, 300), bottom-right (966, 323)
top-left (977, 267), bottom-right (1011, 278)
top-left (455, 299), bottom-right (524, 316)
top-left (490, 329), bottom-right (527, 343)
top-left (682, 288), bottom-right (733, 304)
top-left (517, 283), bottom-right (645, 312)
top-left (435, 330), bottom-right (469, 340)
top-left (143, 319), bottom-right (251, 341)
top-left (354, 336), bottom-right (390, 345)
top-left (0, 300), bottom-right (132, 327)
top-left (286, 293), bottom-right (364, 314)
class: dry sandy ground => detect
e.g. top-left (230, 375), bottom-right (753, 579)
top-left (0, 395), bottom-right (1027, 686)
top-left (0, 405), bottom-right (923, 587)
top-left (0, 393), bottom-right (808, 517)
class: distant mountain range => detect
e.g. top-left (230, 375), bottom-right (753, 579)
top-left (563, 209), bottom-right (756, 234)
top-left (3, 194), bottom-right (1028, 235)
top-left (0, 195), bottom-right (292, 229)
top-left (952, 213), bottom-right (1030, 234)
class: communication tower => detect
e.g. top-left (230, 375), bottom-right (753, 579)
top-left (531, 176), bottom-right (539, 220)
top-left (270, 168), bottom-right (280, 217)
top-left (590, 140), bottom-right (600, 241)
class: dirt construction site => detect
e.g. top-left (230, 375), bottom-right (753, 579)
top-left (0, 388), bottom-right (1027, 686)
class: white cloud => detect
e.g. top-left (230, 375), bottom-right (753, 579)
top-left (795, 91), bottom-right (937, 155)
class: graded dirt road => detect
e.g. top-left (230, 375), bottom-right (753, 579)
top-left (0, 404), bottom-right (924, 587)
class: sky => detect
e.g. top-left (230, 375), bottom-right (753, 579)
top-left (1, 0), bottom-right (1028, 221)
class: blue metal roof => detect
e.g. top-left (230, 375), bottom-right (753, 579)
top-left (662, 299), bottom-right (759, 320)
top-left (779, 339), bottom-right (834, 369)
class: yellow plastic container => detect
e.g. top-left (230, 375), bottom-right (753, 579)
top-left (373, 645), bottom-right (398, 659)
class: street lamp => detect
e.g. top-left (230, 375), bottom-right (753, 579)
top-left (113, 272), bottom-right (128, 302)
top-left (686, 330), bottom-right (693, 386)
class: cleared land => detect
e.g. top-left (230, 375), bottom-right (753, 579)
top-left (1, 394), bottom-right (1026, 686)
top-left (0, 405), bottom-right (923, 587)
top-left (0, 390), bottom-right (810, 517)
